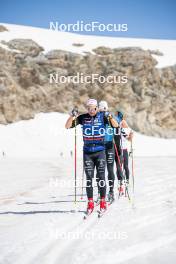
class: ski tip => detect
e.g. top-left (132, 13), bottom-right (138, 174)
top-left (97, 211), bottom-right (102, 218)
top-left (97, 209), bottom-right (107, 218)
top-left (98, 212), bottom-right (104, 218)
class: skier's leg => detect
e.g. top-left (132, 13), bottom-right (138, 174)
top-left (95, 169), bottom-right (100, 194)
top-left (95, 151), bottom-right (106, 199)
top-left (106, 146), bottom-right (115, 193)
top-left (123, 149), bottom-right (129, 181)
top-left (84, 153), bottom-right (95, 199)
top-left (115, 153), bottom-right (123, 181)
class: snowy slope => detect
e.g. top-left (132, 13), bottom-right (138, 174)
top-left (0, 114), bottom-right (176, 263)
top-left (0, 155), bottom-right (176, 264)
top-left (0, 23), bottom-right (176, 68)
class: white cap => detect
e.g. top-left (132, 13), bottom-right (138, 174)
top-left (86, 98), bottom-right (98, 107)
top-left (99, 100), bottom-right (108, 111)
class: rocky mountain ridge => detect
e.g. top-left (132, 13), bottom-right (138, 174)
top-left (0, 34), bottom-right (175, 138)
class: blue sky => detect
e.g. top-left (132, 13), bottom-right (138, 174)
top-left (1, 0), bottom-right (176, 39)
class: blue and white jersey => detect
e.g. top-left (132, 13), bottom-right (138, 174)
top-left (75, 112), bottom-right (109, 153)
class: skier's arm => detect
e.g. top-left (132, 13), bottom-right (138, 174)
top-left (122, 128), bottom-right (133, 141)
top-left (121, 119), bottom-right (128, 128)
top-left (65, 116), bottom-right (76, 129)
top-left (127, 130), bottom-right (134, 141)
top-left (109, 116), bottom-right (118, 128)
top-left (104, 112), bottom-right (118, 128)
top-left (65, 108), bottom-right (80, 129)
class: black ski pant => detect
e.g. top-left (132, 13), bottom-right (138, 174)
top-left (84, 150), bottom-right (106, 199)
top-left (105, 143), bottom-right (115, 193)
top-left (115, 148), bottom-right (129, 181)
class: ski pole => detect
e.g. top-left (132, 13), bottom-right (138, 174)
top-left (81, 159), bottom-right (84, 200)
top-left (74, 117), bottom-right (77, 204)
top-left (130, 139), bottom-right (135, 194)
top-left (120, 137), bottom-right (129, 197)
top-left (113, 128), bottom-right (125, 181)
top-left (113, 139), bottom-right (123, 173)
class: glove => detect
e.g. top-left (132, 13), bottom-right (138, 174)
top-left (104, 111), bottom-right (112, 119)
top-left (70, 107), bottom-right (78, 117)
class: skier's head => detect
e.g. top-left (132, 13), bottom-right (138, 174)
top-left (98, 100), bottom-right (108, 112)
top-left (115, 110), bottom-right (124, 123)
top-left (86, 98), bottom-right (98, 116)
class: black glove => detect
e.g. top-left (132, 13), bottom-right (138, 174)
top-left (70, 107), bottom-right (78, 117)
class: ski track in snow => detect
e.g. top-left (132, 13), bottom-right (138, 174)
top-left (0, 157), bottom-right (176, 264)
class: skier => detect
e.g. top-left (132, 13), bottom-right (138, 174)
top-left (98, 100), bottom-right (115, 203)
top-left (114, 111), bottom-right (133, 194)
top-left (65, 99), bottom-right (118, 214)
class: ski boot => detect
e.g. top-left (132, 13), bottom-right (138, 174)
top-left (86, 198), bottom-right (94, 215)
top-left (124, 179), bottom-right (130, 199)
top-left (118, 180), bottom-right (124, 196)
top-left (100, 197), bottom-right (107, 213)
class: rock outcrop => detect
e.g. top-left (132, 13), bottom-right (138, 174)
top-left (0, 39), bottom-right (175, 138)
top-left (0, 25), bottom-right (8, 32)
